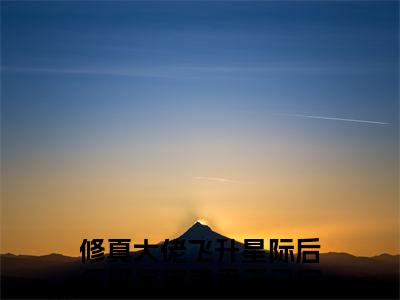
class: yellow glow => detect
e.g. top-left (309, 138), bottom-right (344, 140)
top-left (1, 126), bottom-right (398, 257)
top-left (196, 219), bottom-right (208, 226)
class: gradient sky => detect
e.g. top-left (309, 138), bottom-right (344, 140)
top-left (1, 1), bottom-right (399, 256)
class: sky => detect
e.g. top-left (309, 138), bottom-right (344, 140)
top-left (1, 1), bottom-right (399, 256)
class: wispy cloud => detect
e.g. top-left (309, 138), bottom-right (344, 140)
top-left (4, 60), bottom-right (391, 80)
top-left (177, 62), bottom-right (393, 74)
top-left (1, 66), bottom-right (202, 80)
top-left (195, 176), bottom-right (252, 184)
top-left (277, 113), bottom-right (390, 125)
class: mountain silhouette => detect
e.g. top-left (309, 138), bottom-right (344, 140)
top-left (179, 221), bottom-right (228, 240)
top-left (1, 221), bottom-right (399, 298)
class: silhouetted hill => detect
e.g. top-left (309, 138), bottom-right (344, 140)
top-left (1, 252), bottom-right (79, 278)
top-left (1, 222), bottom-right (399, 298)
top-left (179, 221), bottom-right (229, 240)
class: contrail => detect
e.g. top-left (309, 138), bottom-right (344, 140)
top-left (277, 113), bottom-right (389, 125)
top-left (195, 176), bottom-right (252, 184)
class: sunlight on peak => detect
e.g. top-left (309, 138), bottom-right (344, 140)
top-left (196, 219), bottom-right (208, 226)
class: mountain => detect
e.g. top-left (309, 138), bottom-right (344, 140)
top-left (178, 221), bottom-right (229, 240)
top-left (1, 222), bottom-right (399, 298)
top-left (1, 252), bottom-right (79, 278)
top-left (175, 221), bottom-right (243, 256)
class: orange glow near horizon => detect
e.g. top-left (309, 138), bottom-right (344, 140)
top-left (2, 158), bottom-right (399, 257)
top-left (1, 106), bottom-right (398, 258)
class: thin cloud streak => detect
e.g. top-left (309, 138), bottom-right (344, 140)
top-left (195, 176), bottom-right (253, 184)
top-left (177, 62), bottom-right (393, 74)
top-left (277, 113), bottom-right (390, 125)
top-left (1, 66), bottom-right (203, 80)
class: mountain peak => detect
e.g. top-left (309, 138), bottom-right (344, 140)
top-left (178, 220), bottom-right (227, 241)
top-left (191, 221), bottom-right (212, 231)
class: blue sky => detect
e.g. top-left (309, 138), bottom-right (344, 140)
top-left (3, 2), bottom-right (398, 131)
top-left (2, 1), bottom-right (398, 170)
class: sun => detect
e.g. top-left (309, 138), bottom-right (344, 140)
top-left (196, 219), bottom-right (208, 226)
